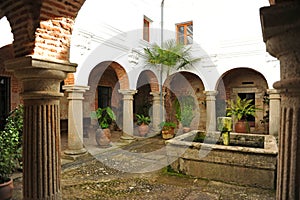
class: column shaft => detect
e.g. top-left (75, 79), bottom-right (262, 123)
top-left (268, 89), bottom-right (280, 136)
top-left (150, 92), bottom-right (165, 132)
top-left (119, 90), bottom-right (137, 139)
top-left (204, 91), bottom-right (218, 131)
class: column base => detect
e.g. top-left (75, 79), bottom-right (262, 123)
top-left (63, 148), bottom-right (88, 160)
top-left (120, 133), bottom-right (135, 140)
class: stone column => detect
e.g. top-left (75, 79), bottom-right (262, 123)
top-left (5, 56), bottom-right (76, 200)
top-left (150, 91), bottom-right (165, 133)
top-left (267, 89), bottom-right (280, 137)
top-left (261, 3), bottom-right (300, 199)
top-left (63, 85), bottom-right (89, 157)
top-left (118, 89), bottom-right (137, 139)
top-left (204, 91), bottom-right (218, 131)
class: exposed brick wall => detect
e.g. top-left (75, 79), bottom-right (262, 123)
top-left (0, 44), bottom-right (22, 110)
top-left (0, 0), bottom-right (86, 61)
top-left (34, 17), bottom-right (74, 60)
top-left (165, 72), bottom-right (206, 130)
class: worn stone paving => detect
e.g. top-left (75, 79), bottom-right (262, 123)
top-left (12, 134), bottom-right (276, 199)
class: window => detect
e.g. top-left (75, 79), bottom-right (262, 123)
top-left (143, 16), bottom-right (151, 42)
top-left (98, 86), bottom-right (112, 109)
top-left (176, 21), bottom-right (193, 45)
top-left (0, 76), bottom-right (10, 130)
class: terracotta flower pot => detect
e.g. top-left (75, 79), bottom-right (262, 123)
top-left (95, 128), bottom-right (111, 148)
top-left (162, 127), bottom-right (175, 139)
top-left (138, 123), bottom-right (149, 137)
top-left (235, 120), bottom-right (249, 133)
top-left (0, 178), bottom-right (13, 200)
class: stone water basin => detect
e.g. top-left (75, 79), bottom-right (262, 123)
top-left (166, 130), bottom-right (278, 189)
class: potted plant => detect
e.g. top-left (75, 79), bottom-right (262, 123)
top-left (159, 121), bottom-right (176, 139)
top-left (91, 107), bottom-right (116, 147)
top-left (226, 96), bottom-right (260, 133)
top-left (136, 114), bottom-right (151, 137)
top-left (0, 105), bottom-right (23, 199)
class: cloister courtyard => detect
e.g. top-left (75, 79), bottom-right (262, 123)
top-left (11, 130), bottom-right (276, 200)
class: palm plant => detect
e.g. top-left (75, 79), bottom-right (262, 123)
top-left (143, 39), bottom-right (200, 76)
top-left (143, 39), bottom-right (200, 126)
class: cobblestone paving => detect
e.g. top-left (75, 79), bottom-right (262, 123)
top-left (12, 135), bottom-right (276, 199)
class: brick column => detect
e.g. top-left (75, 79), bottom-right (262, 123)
top-left (5, 56), bottom-right (76, 200)
top-left (150, 91), bottom-right (165, 133)
top-left (63, 85), bottom-right (89, 157)
top-left (267, 89), bottom-right (280, 137)
top-left (118, 89), bottom-right (137, 139)
top-left (204, 91), bottom-right (218, 131)
top-left (261, 3), bottom-right (300, 199)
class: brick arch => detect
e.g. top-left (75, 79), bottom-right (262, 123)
top-left (0, 0), bottom-right (86, 60)
top-left (137, 70), bottom-right (159, 92)
top-left (88, 61), bottom-right (129, 91)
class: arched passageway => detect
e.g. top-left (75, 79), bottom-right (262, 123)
top-left (216, 67), bottom-right (269, 133)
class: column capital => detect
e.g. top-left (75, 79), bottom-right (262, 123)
top-left (204, 90), bottom-right (218, 101)
top-left (267, 89), bottom-right (281, 99)
top-left (63, 85), bottom-right (90, 93)
top-left (260, 2), bottom-right (300, 49)
top-left (118, 89), bottom-right (137, 100)
top-left (5, 56), bottom-right (77, 100)
top-left (150, 91), bottom-right (166, 99)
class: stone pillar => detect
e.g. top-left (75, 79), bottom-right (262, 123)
top-left (150, 91), bottom-right (165, 133)
top-left (63, 85), bottom-right (89, 157)
top-left (118, 89), bottom-right (137, 139)
top-left (5, 56), bottom-right (76, 200)
top-left (261, 3), bottom-right (300, 199)
top-left (267, 89), bottom-right (280, 137)
top-left (204, 91), bottom-right (218, 131)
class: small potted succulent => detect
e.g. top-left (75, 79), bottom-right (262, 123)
top-left (91, 107), bottom-right (116, 147)
top-left (136, 114), bottom-right (151, 137)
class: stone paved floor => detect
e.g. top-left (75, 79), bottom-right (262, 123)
top-left (12, 131), bottom-right (276, 199)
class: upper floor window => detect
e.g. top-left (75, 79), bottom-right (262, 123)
top-left (176, 21), bottom-right (193, 45)
top-left (143, 16), bottom-right (151, 42)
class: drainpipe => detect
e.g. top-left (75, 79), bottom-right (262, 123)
top-left (160, 0), bottom-right (165, 124)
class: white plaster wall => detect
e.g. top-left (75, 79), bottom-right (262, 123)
top-left (70, 0), bottom-right (279, 90)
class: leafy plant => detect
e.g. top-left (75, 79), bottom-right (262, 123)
top-left (143, 39), bottom-right (200, 76)
top-left (226, 96), bottom-right (260, 120)
top-left (91, 107), bottom-right (116, 129)
top-left (174, 96), bottom-right (195, 127)
top-left (177, 105), bottom-right (195, 127)
top-left (136, 114), bottom-right (151, 126)
top-left (159, 121), bottom-right (176, 130)
top-left (0, 105), bottom-right (23, 183)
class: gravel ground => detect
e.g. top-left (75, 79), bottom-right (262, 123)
top-left (12, 135), bottom-right (276, 199)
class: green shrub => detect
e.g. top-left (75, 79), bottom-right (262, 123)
top-left (0, 105), bottom-right (23, 183)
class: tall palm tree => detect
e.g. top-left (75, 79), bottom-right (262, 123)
top-left (143, 39), bottom-right (200, 124)
top-left (143, 39), bottom-right (200, 76)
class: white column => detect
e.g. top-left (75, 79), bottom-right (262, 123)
top-left (267, 89), bottom-right (280, 137)
top-left (63, 85), bottom-right (89, 156)
top-left (150, 91), bottom-right (165, 133)
top-left (204, 91), bottom-right (218, 131)
top-left (119, 89), bottom-right (137, 139)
